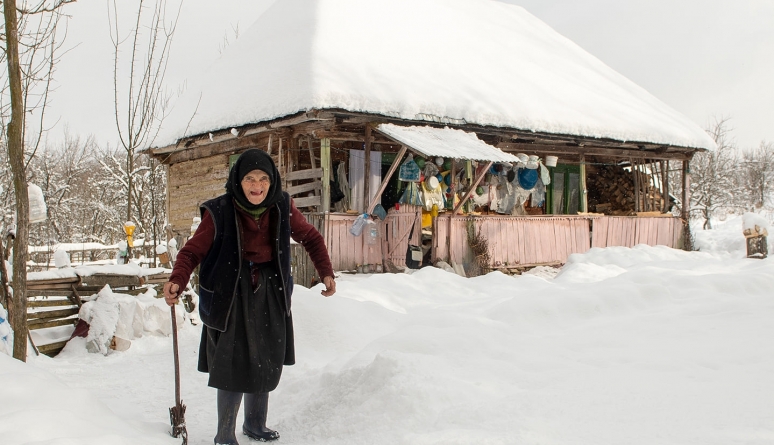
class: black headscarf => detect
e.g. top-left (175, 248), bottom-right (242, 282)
top-left (226, 149), bottom-right (284, 210)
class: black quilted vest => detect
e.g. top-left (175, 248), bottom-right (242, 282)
top-left (197, 192), bottom-right (293, 332)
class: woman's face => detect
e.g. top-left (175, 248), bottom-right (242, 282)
top-left (241, 169), bottom-right (271, 205)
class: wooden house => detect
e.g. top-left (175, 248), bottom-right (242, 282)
top-left (149, 0), bottom-right (715, 282)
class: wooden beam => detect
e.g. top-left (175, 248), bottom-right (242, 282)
top-left (150, 111), bottom-right (332, 156)
top-left (367, 145), bottom-right (407, 215)
top-left (453, 162), bottom-right (492, 215)
top-left (159, 132), bottom-right (275, 165)
top-left (311, 130), bottom-right (395, 145)
top-left (497, 142), bottom-right (692, 161)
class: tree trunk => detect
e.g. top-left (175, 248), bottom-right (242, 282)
top-left (4, 0), bottom-right (30, 361)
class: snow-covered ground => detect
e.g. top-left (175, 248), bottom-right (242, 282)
top-left (2, 215), bottom-right (774, 445)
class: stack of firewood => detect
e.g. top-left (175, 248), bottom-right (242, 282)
top-left (587, 165), bottom-right (666, 215)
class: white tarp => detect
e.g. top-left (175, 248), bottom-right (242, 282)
top-left (376, 124), bottom-right (520, 163)
top-left (154, 0), bottom-right (716, 151)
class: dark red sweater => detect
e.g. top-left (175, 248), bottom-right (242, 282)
top-left (170, 199), bottom-right (334, 291)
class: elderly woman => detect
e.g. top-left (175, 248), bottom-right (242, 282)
top-left (163, 149), bottom-right (336, 445)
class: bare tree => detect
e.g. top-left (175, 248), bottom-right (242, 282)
top-left (689, 117), bottom-right (742, 230)
top-left (741, 141), bottom-right (774, 210)
top-left (108, 0), bottom-right (181, 224)
top-left (2, 0), bottom-right (73, 361)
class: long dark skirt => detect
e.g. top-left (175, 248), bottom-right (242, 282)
top-left (198, 262), bottom-right (295, 393)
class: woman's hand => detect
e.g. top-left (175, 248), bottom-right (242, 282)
top-left (321, 276), bottom-right (336, 297)
top-left (163, 282), bottom-right (180, 306)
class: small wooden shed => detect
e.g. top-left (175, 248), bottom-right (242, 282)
top-left (149, 0), bottom-right (715, 282)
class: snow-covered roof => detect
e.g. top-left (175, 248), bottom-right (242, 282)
top-left (377, 124), bottom-right (520, 163)
top-left (155, 0), bottom-right (716, 151)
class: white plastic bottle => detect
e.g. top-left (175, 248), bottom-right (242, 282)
top-left (364, 220), bottom-right (379, 245)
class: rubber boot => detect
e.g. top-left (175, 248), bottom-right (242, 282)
top-left (215, 390), bottom-right (243, 445)
top-left (242, 392), bottom-right (280, 442)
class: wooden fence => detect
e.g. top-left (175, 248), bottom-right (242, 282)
top-left (26, 272), bottom-right (169, 357)
top-left (293, 211), bottom-right (685, 278)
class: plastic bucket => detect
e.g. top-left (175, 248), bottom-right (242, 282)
top-left (545, 155), bottom-right (558, 167)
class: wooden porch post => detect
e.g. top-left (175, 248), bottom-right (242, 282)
top-left (681, 159), bottom-right (692, 250)
top-left (632, 158), bottom-right (640, 212)
top-left (364, 125), bottom-right (372, 212)
top-left (321, 138), bottom-right (331, 213)
top-left (579, 155), bottom-right (588, 213)
top-left (661, 160), bottom-right (669, 213)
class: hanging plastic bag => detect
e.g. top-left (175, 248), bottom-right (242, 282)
top-left (350, 214), bottom-right (368, 236)
top-left (539, 162), bottom-right (551, 186)
top-left (398, 154), bottom-right (421, 182)
top-left (423, 162), bottom-right (439, 178)
top-left (399, 181), bottom-right (424, 206)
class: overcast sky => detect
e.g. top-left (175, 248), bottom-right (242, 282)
top-left (46, 0), bottom-right (773, 150)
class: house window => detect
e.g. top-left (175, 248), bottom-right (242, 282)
top-left (547, 164), bottom-right (581, 215)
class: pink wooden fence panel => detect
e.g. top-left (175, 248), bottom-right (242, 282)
top-left (433, 216), bottom-right (592, 268)
top-left (308, 211), bottom-right (684, 272)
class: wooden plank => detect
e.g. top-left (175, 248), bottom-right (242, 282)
top-left (286, 181), bottom-right (322, 196)
top-left (27, 298), bottom-right (75, 308)
top-left (27, 284), bottom-right (78, 292)
top-left (26, 289), bottom-right (75, 297)
top-left (38, 340), bottom-right (69, 357)
top-left (80, 274), bottom-right (143, 288)
top-left (27, 276), bottom-right (81, 287)
top-left (293, 195), bottom-right (323, 208)
top-left (591, 217), bottom-right (605, 248)
top-left (28, 307), bottom-right (80, 321)
top-left (285, 168), bottom-right (323, 182)
top-left (28, 317), bottom-right (78, 330)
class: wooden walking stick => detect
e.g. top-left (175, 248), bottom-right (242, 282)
top-left (169, 304), bottom-right (188, 444)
